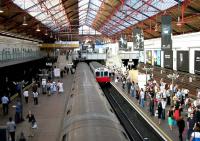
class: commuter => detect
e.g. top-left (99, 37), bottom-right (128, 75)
top-left (157, 99), bottom-right (162, 125)
top-left (187, 113), bottom-right (195, 140)
top-left (177, 116), bottom-right (185, 141)
top-left (167, 106), bottom-right (174, 130)
top-left (1, 94), bottom-right (9, 115)
top-left (32, 82), bottom-right (38, 93)
top-left (140, 88), bottom-right (145, 107)
top-left (33, 91), bottom-right (38, 105)
top-left (7, 117), bottom-right (16, 141)
top-left (26, 110), bottom-right (36, 137)
top-left (122, 76), bottom-right (126, 89)
top-left (173, 107), bottom-right (180, 125)
top-left (18, 132), bottom-right (26, 141)
top-left (57, 80), bottom-right (64, 94)
top-left (161, 98), bottom-right (167, 120)
top-left (130, 81), bottom-right (136, 98)
top-left (190, 122), bottom-right (200, 141)
top-left (126, 76), bottom-right (131, 95)
top-left (149, 96), bottom-right (154, 116)
top-left (46, 81), bottom-right (51, 96)
top-left (194, 105), bottom-right (200, 123)
top-left (15, 100), bottom-right (22, 124)
top-left (51, 81), bottom-right (57, 94)
top-left (23, 90), bottom-right (29, 104)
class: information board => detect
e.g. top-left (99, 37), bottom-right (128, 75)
top-left (153, 50), bottom-right (161, 66)
top-left (195, 51), bottom-right (200, 74)
top-left (146, 50), bottom-right (152, 65)
top-left (54, 68), bottom-right (60, 77)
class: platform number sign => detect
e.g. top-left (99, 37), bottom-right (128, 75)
top-left (133, 28), bottom-right (144, 51)
top-left (161, 15), bottom-right (172, 50)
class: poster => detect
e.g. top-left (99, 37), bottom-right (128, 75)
top-left (195, 51), bottom-right (200, 74)
top-left (177, 51), bottom-right (189, 72)
top-left (164, 50), bottom-right (173, 69)
top-left (119, 37), bottom-right (127, 50)
top-left (153, 50), bottom-right (161, 66)
top-left (133, 28), bottom-right (144, 51)
top-left (139, 51), bottom-right (144, 63)
top-left (146, 50), bottom-right (152, 65)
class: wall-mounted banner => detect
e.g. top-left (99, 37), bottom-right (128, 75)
top-left (139, 51), bottom-right (145, 63)
top-left (195, 51), bottom-right (200, 75)
top-left (119, 36), bottom-right (127, 50)
top-left (161, 15), bottom-right (172, 50)
top-left (133, 28), bottom-right (144, 51)
top-left (153, 50), bottom-right (161, 66)
top-left (146, 50), bottom-right (152, 65)
top-left (164, 50), bottom-right (173, 69)
top-left (177, 51), bottom-right (189, 72)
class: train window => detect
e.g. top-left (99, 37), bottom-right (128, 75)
top-left (96, 72), bottom-right (100, 77)
top-left (101, 71), bottom-right (103, 76)
top-left (104, 71), bottom-right (108, 76)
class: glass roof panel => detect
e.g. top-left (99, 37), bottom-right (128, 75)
top-left (79, 25), bottom-right (101, 35)
top-left (12, 0), bottom-right (69, 32)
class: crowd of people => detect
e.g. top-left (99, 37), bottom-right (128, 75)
top-left (115, 70), bottom-right (200, 141)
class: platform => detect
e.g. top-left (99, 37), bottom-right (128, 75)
top-left (111, 81), bottom-right (188, 141)
top-left (0, 73), bottom-right (74, 141)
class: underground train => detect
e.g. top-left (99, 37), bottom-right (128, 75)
top-left (60, 62), bottom-right (129, 141)
top-left (89, 61), bottom-right (111, 83)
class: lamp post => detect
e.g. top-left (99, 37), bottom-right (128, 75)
top-left (167, 73), bottom-right (179, 87)
top-left (142, 67), bottom-right (153, 85)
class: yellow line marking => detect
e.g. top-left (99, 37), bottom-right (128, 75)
top-left (111, 82), bottom-right (173, 141)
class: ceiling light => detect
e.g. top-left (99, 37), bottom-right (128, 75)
top-left (36, 25), bottom-right (40, 32)
top-left (45, 29), bottom-right (48, 36)
top-left (176, 16), bottom-right (182, 26)
top-left (154, 23), bottom-right (158, 31)
top-left (0, 7), bottom-right (3, 13)
top-left (22, 16), bottom-right (28, 26)
top-left (50, 32), bottom-right (53, 38)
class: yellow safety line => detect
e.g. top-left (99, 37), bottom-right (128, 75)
top-left (111, 82), bottom-right (173, 141)
top-left (0, 83), bottom-right (32, 108)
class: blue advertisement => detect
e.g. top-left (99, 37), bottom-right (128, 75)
top-left (153, 50), bottom-right (161, 66)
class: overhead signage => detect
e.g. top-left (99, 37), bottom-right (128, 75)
top-left (40, 41), bottom-right (79, 48)
top-left (177, 51), bottom-right (189, 72)
top-left (164, 50), bottom-right (173, 69)
top-left (161, 15), bottom-right (172, 50)
top-left (133, 28), bottom-right (144, 51)
top-left (195, 51), bottom-right (200, 74)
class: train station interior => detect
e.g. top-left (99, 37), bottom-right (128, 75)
top-left (0, 0), bottom-right (200, 141)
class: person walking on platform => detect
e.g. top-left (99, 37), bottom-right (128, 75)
top-left (26, 110), bottom-right (36, 137)
top-left (32, 91), bottom-right (38, 105)
top-left (177, 116), bottom-right (185, 141)
top-left (140, 88), bottom-right (145, 107)
top-left (7, 117), bottom-right (16, 141)
top-left (15, 100), bottom-right (22, 124)
top-left (187, 113), bottom-right (195, 140)
top-left (167, 106), bottom-right (174, 130)
top-left (1, 94), bottom-right (9, 115)
top-left (130, 81), bottom-right (136, 98)
top-left (157, 99), bottom-right (163, 125)
top-left (23, 90), bottom-right (29, 104)
top-left (190, 122), bottom-right (200, 141)
top-left (161, 98), bottom-right (167, 120)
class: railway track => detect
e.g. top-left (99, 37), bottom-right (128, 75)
top-left (101, 83), bottom-right (164, 141)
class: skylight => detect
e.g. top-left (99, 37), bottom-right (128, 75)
top-left (79, 25), bottom-right (101, 35)
top-left (12, 0), bottom-right (70, 31)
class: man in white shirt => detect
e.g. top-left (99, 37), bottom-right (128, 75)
top-left (1, 94), bottom-right (9, 115)
top-left (23, 90), bottom-right (29, 104)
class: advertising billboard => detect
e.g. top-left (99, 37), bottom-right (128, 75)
top-left (139, 51), bottom-right (145, 63)
top-left (153, 50), bottom-right (161, 66)
top-left (164, 50), bottom-right (173, 69)
top-left (194, 51), bottom-right (200, 74)
top-left (146, 50), bottom-right (152, 65)
top-left (133, 28), bottom-right (144, 51)
top-left (177, 51), bottom-right (189, 72)
top-left (119, 37), bottom-right (127, 50)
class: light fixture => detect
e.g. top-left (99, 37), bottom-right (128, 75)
top-left (36, 25), bottom-right (40, 32)
top-left (50, 32), bottom-right (53, 38)
top-left (0, 0), bottom-right (4, 13)
top-left (22, 16), bottom-right (28, 26)
top-left (0, 7), bottom-right (3, 13)
top-left (176, 16), bottom-right (182, 26)
top-left (154, 23), bottom-right (158, 31)
top-left (45, 29), bottom-right (48, 36)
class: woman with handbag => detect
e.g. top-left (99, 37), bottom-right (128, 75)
top-left (26, 110), bottom-right (37, 137)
